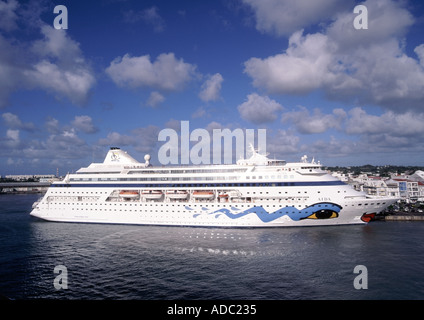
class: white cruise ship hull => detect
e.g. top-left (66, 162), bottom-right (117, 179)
top-left (30, 147), bottom-right (398, 228)
top-left (30, 189), bottom-right (397, 227)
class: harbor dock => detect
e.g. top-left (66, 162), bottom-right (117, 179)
top-left (383, 215), bottom-right (424, 221)
top-left (0, 182), bottom-right (51, 194)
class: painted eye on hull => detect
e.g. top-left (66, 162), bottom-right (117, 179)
top-left (303, 209), bottom-right (339, 220)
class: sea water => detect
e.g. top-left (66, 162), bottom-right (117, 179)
top-left (1, 194), bottom-right (423, 300)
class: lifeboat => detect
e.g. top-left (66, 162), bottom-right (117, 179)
top-left (192, 191), bottom-right (215, 199)
top-left (218, 193), bottom-right (229, 202)
top-left (119, 190), bottom-right (140, 199)
top-left (166, 190), bottom-right (188, 200)
top-left (142, 190), bottom-right (163, 199)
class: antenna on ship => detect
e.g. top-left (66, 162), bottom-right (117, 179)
top-left (248, 143), bottom-right (256, 156)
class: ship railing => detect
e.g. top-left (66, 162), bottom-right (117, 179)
top-left (344, 195), bottom-right (367, 199)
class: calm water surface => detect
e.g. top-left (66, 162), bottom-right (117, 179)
top-left (1, 194), bottom-right (423, 300)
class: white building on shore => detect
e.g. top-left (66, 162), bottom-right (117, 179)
top-left (331, 170), bottom-right (424, 203)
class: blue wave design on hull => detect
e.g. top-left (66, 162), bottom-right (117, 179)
top-left (192, 203), bottom-right (342, 223)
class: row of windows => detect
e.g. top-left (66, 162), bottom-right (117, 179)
top-left (67, 206), bottom-right (307, 212)
top-left (71, 174), bottom-right (295, 182)
top-left (127, 168), bottom-right (247, 174)
top-left (49, 190), bottom-right (347, 197)
top-left (49, 191), bottom-right (106, 194)
top-left (51, 202), bottom-right (302, 208)
top-left (54, 181), bottom-right (346, 188)
top-left (47, 201), bottom-right (386, 209)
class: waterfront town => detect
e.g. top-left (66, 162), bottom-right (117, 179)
top-left (330, 167), bottom-right (424, 203)
top-left (329, 166), bottom-right (424, 216)
top-left (327, 165), bottom-right (424, 216)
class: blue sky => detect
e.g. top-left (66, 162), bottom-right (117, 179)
top-left (1, 0), bottom-right (424, 175)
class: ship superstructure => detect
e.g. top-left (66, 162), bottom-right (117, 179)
top-left (30, 147), bottom-right (398, 227)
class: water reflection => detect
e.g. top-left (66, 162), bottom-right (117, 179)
top-left (2, 194), bottom-right (424, 299)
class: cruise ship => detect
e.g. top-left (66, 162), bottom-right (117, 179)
top-left (30, 147), bottom-right (398, 227)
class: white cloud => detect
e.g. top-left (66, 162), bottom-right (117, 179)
top-left (98, 125), bottom-right (161, 154)
top-left (282, 106), bottom-right (346, 134)
top-left (199, 73), bottom-right (224, 102)
top-left (39, 130), bottom-right (88, 160)
top-left (0, 0), bottom-right (19, 31)
top-left (26, 26), bottom-right (95, 104)
top-left (98, 132), bottom-right (135, 147)
top-left (62, 128), bottom-right (78, 139)
top-left (31, 25), bottom-right (84, 64)
top-left (307, 136), bottom-right (359, 159)
top-left (71, 115), bottom-right (98, 134)
top-left (25, 60), bottom-right (95, 105)
top-left (146, 91), bottom-right (165, 108)
top-left (131, 125), bottom-right (161, 153)
top-left (242, 0), bottom-right (351, 36)
top-left (105, 52), bottom-right (197, 92)
top-left (267, 105), bottom-right (424, 163)
top-left (237, 93), bottom-right (283, 124)
top-left (2, 112), bottom-right (35, 131)
top-left (243, 0), bottom-right (424, 112)
top-left (6, 129), bottom-right (19, 147)
top-left (306, 107), bottom-right (424, 160)
top-left (327, 0), bottom-right (414, 52)
top-left (345, 107), bottom-right (424, 137)
top-left (279, 105), bottom-right (424, 142)
top-left (45, 117), bottom-right (60, 134)
top-left (0, 114), bottom-right (97, 166)
top-left (2, 112), bottom-right (21, 128)
top-left (266, 129), bottom-right (301, 155)
top-left (0, 22), bottom-right (95, 107)
top-left (415, 44), bottom-right (424, 67)
top-left (244, 30), bottom-right (339, 94)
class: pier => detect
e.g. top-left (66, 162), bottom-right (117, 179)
top-left (0, 182), bottom-right (50, 194)
top-left (384, 215), bottom-right (424, 221)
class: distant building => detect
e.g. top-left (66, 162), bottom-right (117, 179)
top-left (380, 179), bottom-right (420, 203)
top-left (329, 171), bottom-right (349, 182)
top-left (339, 170), bottom-right (424, 203)
top-left (4, 174), bottom-right (56, 181)
top-left (362, 176), bottom-right (388, 197)
top-left (410, 170), bottom-right (424, 183)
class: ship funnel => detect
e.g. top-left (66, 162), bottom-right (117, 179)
top-left (103, 147), bottom-right (140, 164)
